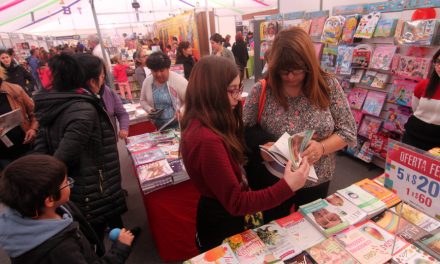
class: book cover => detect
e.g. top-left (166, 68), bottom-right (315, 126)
top-left (310, 16), bottom-right (327, 37)
top-left (283, 251), bottom-right (317, 264)
top-left (394, 55), bottom-right (432, 80)
top-left (336, 45), bottom-right (355, 75)
top-left (353, 11), bottom-right (381, 39)
top-left (132, 147), bottom-right (166, 166)
top-left (325, 193), bottom-right (368, 226)
top-left (350, 69), bottom-right (365, 83)
top-left (126, 140), bottom-right (157, 153)
top-left (306, 237), bottom-right (359, 264)
top-left (392, 203), bottom-right (440, 232)
top-left (312, 42), bottom-right (323, 59)
top-left (183, 243), bottom-right (239, 264)
top-left (351, 44), bottom-right (373, 68)
top-left (398, 19), bottom-right (439, 46)
top-left (275, 212), bottom-right (325, 254)
top-left (225, 229), bottom-right (268, 263)
top-left (369, 45), bottom-right (397, 71)
top-left (387, 79), bottom-right (417, 107)
top-left (351, 109), bottom-right (363, 128)
top-left (287, 130), bottom-right (315, 170)
top-left (370, 73), bottom-right (390, 89)
top-left (369, 132), bottom-right (389, 158)
top-left (341, 14), bottom-right (360, 44)
top-left (320, 45), bottom-right (338, 72)
top-left (355, 178), bottom-right (401, 208)
top-left (415, 232), bottom-right (440, 261)
top-left (136, 159), bottom-right (173, 183)
top-left (321, 16), bottom-right (346, 44)
top-left (260, 21), bottom-right (278, 41)
top-left (347, 88), bottom-right (368, 110)
top-left (335, 221), bottom-right (408, 264)
top-left (337, 184), bottom-right (386, 217)
top-left (371, 210), bottom-right (429, 244)
top-left (300, 19), bottom-right (312, 33)
top-left (254, 222), bottom-right (297, 260)
top-left (392, 244), bottom-right (440, 264)
top-left (358, 115), bottom-right (382, 139)
top-left (360, 70), bottom-right (377, 86)
top-left (356, 141), bottom-right (374, 163)
top-left (283, 19), bottom-right (304, 30)
top-left (373, 18), bottom-right (398, 38)
top-left (383, 105), bottom-right (411, 134)
top-left (362, 91), bottom-right (386, 117)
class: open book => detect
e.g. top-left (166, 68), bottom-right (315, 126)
top-left (0, 109), bottom-right (22, 137)
top-left (260, 131), bottom-right (318, 182)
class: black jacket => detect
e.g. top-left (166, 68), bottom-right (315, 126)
top-left (1, 61), bottom-right (35, 96)
top-left (33, 90), bottom-right (127, 224)
top-left (175, 55), bottom-right (195, 80)
top-left (232, 40), bottom-right (249, 68)
top-left (11, 202), bottom-right (131, 264)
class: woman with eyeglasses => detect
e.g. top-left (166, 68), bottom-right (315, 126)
top-left (402, 49), bottom-right (440, 151)
top-left (243, 27), bottom-right (357, 222)
top-left (180, 55), bottom-right (310, 252)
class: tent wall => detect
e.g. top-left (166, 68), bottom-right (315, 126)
top-left (216, 16), bottom-right (236, 41)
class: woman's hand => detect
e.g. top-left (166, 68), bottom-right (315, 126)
top-left (302, 140), bottom-right (324, 165)
top-left (260, 142), bottom-right (275, 161)
top-left (118, 228), bottom-right (135, 246)
top-left (284, 159), bottom-right (310, 192)
top-left (119, 129), bottom-right (129, 139)
top-left (23, 129), bottom-right (37, 144)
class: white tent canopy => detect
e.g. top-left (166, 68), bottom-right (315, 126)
top-left (0, 0), bottom-right (277, 36)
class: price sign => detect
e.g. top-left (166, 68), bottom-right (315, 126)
top-left (384, 140), bottom-right (440, 221)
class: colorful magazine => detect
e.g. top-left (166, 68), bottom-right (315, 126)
top-left (392, 244), bottom-right (440, 264)
top-left (260, 21), bottom-right (278, 41)
top-left (347, 88), bottom-right (368, 110)
top-left (131, 147), bottom-right (166, 166)
top-left (370, 73), bottom-right (390, 89)
top-left (355, 178), bottom-right (401, 208)
top-left (383, 105), bottom-right (411, 134)
top-left (356, 141), bottom-right (374, 163)
top-left (341, 14), bottom-right (360, 43)
top-left (394, 55), bottom-right (431, 80)
top-left (183, 243), bottom-right (239, 264)
top-left (373, 18), bottom-right (397, 38)
top-left (415, 232), bottom-right (440, 261)
top-left (350, 69), bottom-right (364, 83)
top-left (369, 45), bottom-right (397, 71)
top-left (398, 19), bottom-right (439, 46)
top-left (225, 230), bottom-right (269, 263)
top-left (320, 46), bottom-right (338, 72)
top-left (337, 184), bottom-right (386, 217)
top-left (360, 70), bottom-right (377, 86)
top-left (336, 45), bottom-right (355, 75)
top-left (306, 237), bottom-right (359, 264)
top-left (358, 115), bottom-right (382, 139)
top-left (254, 222), bottom-right (297, 260)
top-left (392, 203), bottom-right (440, 232)
top-left (387, 79), bottom-right (417, 107)
top-left (351, 44), bottom-right (373, 68)
top-left (283, 251), bottom-right (317, 264)
top-left (362, 91), bottom-right (386, 117)
top-left (351, 109), bottom-right (363, 128)
top-left (136, 159), bottom-right (173, 182)
top-left (353, 11), bottom-right (381, 39)
top-left (310, 16), bottom-right (327, 37)
top-left (321, 16), bottom-right (346, 44)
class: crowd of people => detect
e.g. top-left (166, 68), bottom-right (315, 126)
top-left (0, 25), bottom-right (438, 263)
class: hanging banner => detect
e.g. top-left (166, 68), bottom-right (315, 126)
top-left (384, 140), bottom-right (440, 221)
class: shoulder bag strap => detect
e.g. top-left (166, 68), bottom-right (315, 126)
top-left (257, 79), bottom-right (267, 124)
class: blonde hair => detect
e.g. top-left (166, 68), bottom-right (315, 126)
top-left (268, 27), bottom-right (331, 110)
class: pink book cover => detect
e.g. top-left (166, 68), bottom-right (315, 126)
top-left (347, 88), bottom-right (368, 110)
top-left (351, 109), bottom-right (364, 128)
top-left (383, 105), bottom-right (411, 134)
top-left (131, 147), bottom-right (166, 166)
top-left (358, 115), bottom-right (382, 139)
top-left (394, 55), bottom-right (432, 80)
top-left (310, 16), bottom-right (327, 37)
top-left (369, 45), bottom-right (397, 71)
top-left (387, 79), bottom-right (417, 107)
top-left (362, 91), bottom-right (386, 117)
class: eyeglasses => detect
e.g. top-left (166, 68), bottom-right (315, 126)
top-left (60, 177), bottom-right (75, 190)
top-left (433, 59), bottom-right (440, 66)
top-left (227, 83), bottom-right (244, 98)
top-left (279, 69), bottom-right (307, 76)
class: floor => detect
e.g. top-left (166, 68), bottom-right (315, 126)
top-left (0, 78), bottom-right (384, 263)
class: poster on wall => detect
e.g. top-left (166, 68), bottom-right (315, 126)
top-left (154, 10), bottom-right (200, 60)
top-left (259, 21), bottom-right (278, 42)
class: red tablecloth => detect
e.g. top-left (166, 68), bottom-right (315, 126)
top-left (142, 181), bottom-right (200, 261)
top-left (128, 120), bottom-right (157, 136)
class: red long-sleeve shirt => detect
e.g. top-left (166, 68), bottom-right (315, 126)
top-left (113, 64), bottom-right (129, 82)
top-left (181, 119), bottom-right (294, 216)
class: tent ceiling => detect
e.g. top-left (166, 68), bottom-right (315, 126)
top-left (0, 0), bottom-right (277, 36)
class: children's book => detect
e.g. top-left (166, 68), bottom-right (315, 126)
top-left (371, 210), bottom-right (429, 244)
top-left (183, 243), bottom-right (239, 264)
top-left (131, 147), bottom-right (166, 166)
top-left (336, 45), bottom-right (355, 75)
top-left (351, 109), bottom-right (363, 128)
top-left (415, 232), bottom-right (440, 261)
top-left (306, 237), bottom-right (359, 264)
top-left (350, 69), bottom-right (364, 83)
top-left (391, 203), bottom-right (440, 232)
top-left (310, 16), bottom-right (327, 37)
top-left (312, 42), bottom-right (323, 59)
top-left (355, 178), bottom-right (401, 208)
top-left (335, 221), bottom-right (408, 264)
top-left (341, 14), bottom-right (360, 43)
top-left (369, 45), bottom-right (397, 71)
top-left (398, 19), bottom-right (439, 46)
top-left (394, 19), bottom-right (405, 41)
top-left (383, 105), bottom-right (411, 134)
top-left (392, 244), bottom-right (440, 264)
top-left (362, 91), bottom-right (386, 117)
top-left (320, 46), bottom-right (338, 72)
top-left (347, 88), bottom-right (368, 110)
top-left (224, 229), bottom-right (268, 263)
top-left (353, 11), bottom-right (381, 39)
top-left (321, 16), bottom-right (346, 44)
top-left (387, 79), bottom-right (417, 107)
top-left (394, 55), bottom-right (432, 80)
top-left (360, 70), bottom-right (377, 86)
top-left (358, 115), bottom-right (382, 139)
top-left (351, 44), bottom-right (373, 68)
top-left (370, 73), bottom-right (390, 89)
top-left (339, 78), bottom-right (352, 92)
top-left (337, 184), bottom-right (386, 217)
top-left (275, 212), bottom-right (325, 256)
top-left (356, 141), bottom-right (374, 163)
top-left (373, 18), bottom-right (398, 38)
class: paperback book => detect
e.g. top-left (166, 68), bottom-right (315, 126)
top-left (306, 237), bottom-right (359, 264)
top-left (183, 243), bottom-right (239, 264)
top-left (355, 141), bottom-right (374, 163)
top-left (341, 14), bottom-right (360, 44)
top-left (224, 229), bottom-right (269, 263)
top-left (310, 16), bottom-right (327, 37)
top-left (337, 184), bottom-right (386, 217)
top-left (373, 18), bottom-right (398, 38)
top-left (321, 16), bottom-right (346, 44)
top-left (360, 70), bottom-right (377, 86)
top-left (398, 19), bottom-right (439, 46)
top-left (254, 221), bottom-right (297, 261)
top-left (358, 115), bottom-right (382, 139)
top-left (391, 203), bottom-right (440, 232)
top-left (131, 147), bottom-right (166, 166)
top-left (350, 69), bottom-right (365, 83)
top-left (320, 46), bottom-right (338, 72)
top-left (351, 44), bottom-right (373, 68)
top-left (387, 79), bottom-right (417, 107)
top-left (355, 178), bottom-right (401, 208)
top-left (335, 45), bottom-right (355, 75)
top-left (347, 88), bottom-right (368, 110)
top-left (136, 159), bottom-right (174, 183)
top-left (392, 244), bottom-right (440, 264)
top-left (362, 91), bottom-right (386, 117)
top-left (394, 55), bottom-right (431, 80)
top-left (383, 105), bottom-right (411, 134)
top-left (415, 232), bottom-right (440, 261)
top-left (370, 73), bottom-right (390, 89)
top-left (353, 11), bottom-right (381, 39)
top-left (369, 45), bottom-right (397, 71)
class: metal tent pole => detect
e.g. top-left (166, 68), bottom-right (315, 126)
top-left (205, 0), bottom-right (212, 54)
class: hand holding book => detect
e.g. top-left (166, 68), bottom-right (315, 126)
top-left (284, 159), bottom-right (310, 192)
top-left (301, 140), bottom-right (325, 165)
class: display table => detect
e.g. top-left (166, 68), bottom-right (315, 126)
top-left (128, 117), bottom-right (157, 137)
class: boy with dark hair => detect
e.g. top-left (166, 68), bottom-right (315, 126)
top-left (0, 155), bottom-right (133, 263)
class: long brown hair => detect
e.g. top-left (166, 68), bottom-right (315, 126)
top-left (268, 27), bottom-right (331, 110)
top-left (180, 56), bottom-right (246, 164)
